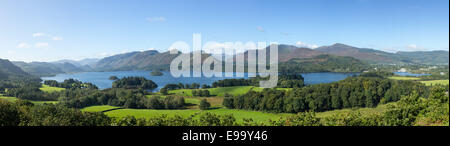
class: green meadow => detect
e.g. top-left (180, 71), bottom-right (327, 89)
top-left (81, 103), bottom-right (392, 124)
top-left (0, 95), bottom-right (58, 105)
top-left (168, 86), bottom-right (292, 97)
top-left (388, 76), bottom-right (421, 80)
top-left (81, 105), bottom-right (122, 112)
top-left (315, 103), bottom-right (390, 118)
top-left (39, 84), bottom-right (66, 93)
top-left (82, 105), bottom-right (292, 123)
top-left (0, 85), bottom-right (63, 105)
top-left (169, 86), bottom-right (255, 97)
top-left (420, 80), bottom-right (449, 86)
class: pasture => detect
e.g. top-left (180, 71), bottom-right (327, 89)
top-left (420, 80), bottom-right (449, 86)
top-left (40, 85), bottom-right (66, 93)
top-left (168, 86), bottom-right (292, 97)
top-left (315, 103), bottom-right (390, 118)
top-left (169, 86), bottom-right (255, 97)
top-left (388, 76), bottom-right (421, 80)
top-left (0, 95), bottom-right (58, 105)
top-left (82, 105), bottom-right (291, 123)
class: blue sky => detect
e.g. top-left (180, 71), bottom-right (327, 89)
top-left (0, 0), bottom-right (448, 62)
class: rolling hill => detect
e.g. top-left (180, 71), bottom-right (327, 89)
top-left (396, 51), bottom-right (449, 65)
top-left (5, 43), bottom-right (446, 77)
top-left (279, 54), bottom-right (369, 73)
top-left (53, 58), bottom-right (100, 68)
top-left (315, 43), bottom-right (449, 65)
top-left (315, 43), bottom-right (400, 64)
top-left (92, 50), bottom-right (179, 71)
top-left (0, 59), bottom-right (36, 81)
top-left (12, 61), bottom-right (88, 77)
top-left (272, 44), bottom-right (325, 62)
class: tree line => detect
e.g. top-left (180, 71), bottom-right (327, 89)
top-left (223, 76), bottom-right (428, 113)
top-left (211, 74), bottom-right (305, 88)
top-left (44, 79), bottom-right (98, 90)
top-left (59, 88), bottom-right (186, 109)
top-left (192, 89), bottom-right (211, 97)
top-left (112, 77), bottom-right (158, 90)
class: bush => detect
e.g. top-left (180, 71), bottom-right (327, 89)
top-left (192, 89), bottom-right (210, 97)
top-left (199, 99), bottom-right (211, 110)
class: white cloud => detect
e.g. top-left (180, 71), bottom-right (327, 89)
top-left (16, 42), bottom-right (32, 48)
top-left (98, 52), bottom-right (113, 58)
top-left (146, 17), bottom-right (166, 22)
top-left (257, 26), bottom-right (265, 32)
top-left (35, 42), bottom-right (49, 48)
top-left (140, 48), bottom-right (157, 52)
top-left (52, 37), bottom-right (63, 41)
top-left (408, 44), bottom-right (418, 49)
top-left (296, 41), bottom-right (318, 49)
top-left (405, 44), bottom-right (431, 51)
top-left (32, 33), bottom-right (63, 41)
top-left (33, 33), bottom-right (47, 37)
top-left (7, 50), bottom-right (16, 54)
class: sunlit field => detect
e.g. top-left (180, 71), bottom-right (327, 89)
top-left (388, 76), bottom-right (421, 80)
top-left (420, 80), bottom-right (449, 86)
top-left (39, 85), bottom-right (65, 93)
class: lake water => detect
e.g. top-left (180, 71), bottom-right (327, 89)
top-left (393, 72), bottom-right (431, 77)
top-left (41, 71), bottom-right (358, 90)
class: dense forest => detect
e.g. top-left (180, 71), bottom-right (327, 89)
top-left (223, 76), bottom-right (428, 113)
top-left (59, 87), bottom-right (186, 109)
top-left (112, 77), bottom-right (158, 90)
top-left (211, 74), bottom-right (305, 88)
top-left (44, 79), bottom-right (98, 90)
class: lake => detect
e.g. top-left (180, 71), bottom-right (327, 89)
top-left (393, 72), bottom-right (431, 77)
top-left (41, 71), bottom-right (358, 90)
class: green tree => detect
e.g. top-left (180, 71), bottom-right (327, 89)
top-left (199, 99), bottom-right (211, 110)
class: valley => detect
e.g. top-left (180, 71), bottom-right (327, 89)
top-left (1, 43), bottom-right (449, 126)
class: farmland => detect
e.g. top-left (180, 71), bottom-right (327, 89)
top-left (0, 95), bottom-right (58, 105)
top-left (388, 76), bottom-right (421, 80)
top-left (82, 105), bottom-right (293, 123)
top-left (420, 80), bottom-right (449, 86)
top-left (39, 84), bottom-right (66, 93)
top-left (0, 85), bottom-right (63, 105)
top-left (81, 103), bottom-right (392, 124)
top-left (169, 86), bottom-right (256, 97)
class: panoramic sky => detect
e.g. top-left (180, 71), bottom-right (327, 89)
top-left (0, 0), bottom-right (449, 62)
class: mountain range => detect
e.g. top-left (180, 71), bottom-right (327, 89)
top-left (12, 61), bottom-right (89, 77)
top-left (0, 59), bottom-right (35, 81)
top-left (4, 43), bottom-right (449, 76)
top-left (316, 43), bottom-right (449, 65)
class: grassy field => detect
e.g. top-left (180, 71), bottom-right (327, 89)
top-left (388, 76), bottom-right (449, 87)
top-left (169, 86), bottom-right (255, 97)
top-left (388, 76), bottom-right (421, 80)
top-left (82, 105), bottom-right (291, 123)
top-left (420, 80), bottom-right (449, 86)
top-left (169, 86), bottom-right (292, 97)
top-left (0, 95), bottom-right (58, 105)
top-left (0, 84), bottom-right (63, 104)
top-left (0, 95), bottom-right (17, 102)
top-left (82, 103), bottom-right (392, 124)
top-left (81, 105), bottom-right (122, 112)
top-left (316, 103), bottom-right (390, 118)
top-left (40, 85), bottom-right (65, 93)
